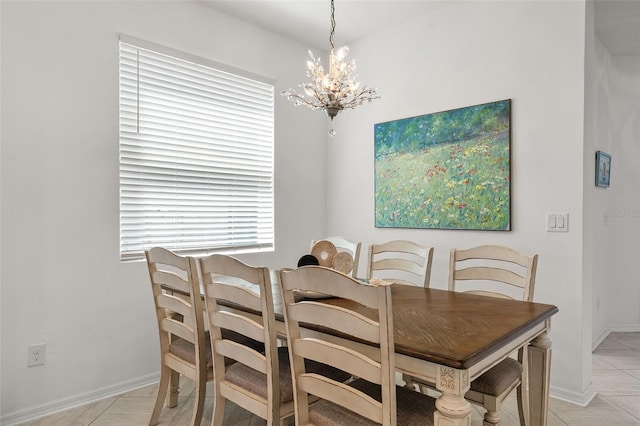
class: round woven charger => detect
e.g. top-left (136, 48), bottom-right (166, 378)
top-left (332, 251), bottom-right (354, 274)
top-left (311, 240), bottom-right (337, 267)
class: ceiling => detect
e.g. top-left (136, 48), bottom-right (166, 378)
top-left (203, 1), bottom-right (455, 50)
top-left (203, 0), bottom-right (640, 56)
top-left (594, 0), bottom-right (640, 56)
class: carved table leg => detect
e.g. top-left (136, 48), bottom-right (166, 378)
top-left (528, 326), bottom-right (552, 426)
top-left (434, 366), bottom-right (472, 426)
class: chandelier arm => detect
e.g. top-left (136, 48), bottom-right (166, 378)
top-left (296, 99), bottom-right (325, 110)
top-left (283, 90), bottom-right (322, 109)
top-left (303, 84), bottom-right (328, 104)
top-left (340, 89), bottom-right (381, 109)
top-left (352, 88), bottom-right (379, 101)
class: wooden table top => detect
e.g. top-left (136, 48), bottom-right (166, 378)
top-left (268, 281), bottom-right (558, 370)
top-left (376, 285), bottom-right (555, 369)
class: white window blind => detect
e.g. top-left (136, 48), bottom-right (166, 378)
top-left (119, 36), bottom-right (274, 261)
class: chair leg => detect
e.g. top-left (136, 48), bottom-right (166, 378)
top-left (517, 348), bottom-right (530, 426)
top-left (483, 410), bottom-right (501, 426)
top-left (150, 366), bottom-right (171, 426)
top-left (212, 390), bottom-right (226, 426)
top-left (516, 382), bottom-right (529, 426)
top-left (402, 373), bottom-right (418, 390)
top-left (168, 369), bottom-right (180, 408)
top-left (189, 376), bottom-right (207, 426)
top-left (417, 383), bottom-right (436, 396)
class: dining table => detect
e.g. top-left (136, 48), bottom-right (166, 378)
top-left (169, 271), bottom-right (559, 426)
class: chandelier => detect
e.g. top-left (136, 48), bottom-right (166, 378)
top-left (281, 0), bottom-right (380, 136)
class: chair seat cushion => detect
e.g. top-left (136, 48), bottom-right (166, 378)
top-left (309, 378), bottom-right (436, 425)
top-left (309, 379), bottom-right (436, 426)
top-left (168, 333), bottom-right (213, 369)
top-left (470, 357), bottom-right (523, 396)
top-left (225, 346), bottom-right (351, 403)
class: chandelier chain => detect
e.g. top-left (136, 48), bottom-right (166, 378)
top-left (329, 0), bottom-right (335, 51)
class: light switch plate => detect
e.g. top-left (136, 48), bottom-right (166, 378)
top-left (547, 213), bottom-right (568, 232)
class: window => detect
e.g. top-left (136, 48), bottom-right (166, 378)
top-left (119, 36), bottom-right (274, 261)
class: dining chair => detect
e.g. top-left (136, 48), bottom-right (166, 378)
top-left (367, 240), bottom-right (435, 390)
top-left (367, 240), bottom-right (434, 287)
top-left (200, 254), bottom-right (350, 426)
top-left (310, 236), bottom-right (362, 278)
top-left (278, 266), bottom-right (438, 425)
top-left (145, 247), bottom-right (211, 426)
top-left (418, 244), bottom-right (538, 426)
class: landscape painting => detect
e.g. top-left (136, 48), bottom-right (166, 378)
top-left (374, 99), bottom-right (511, 230)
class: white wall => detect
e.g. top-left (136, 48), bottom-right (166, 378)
top-left (0, 1), bottom-right (328, 422)
top-left (586, 4), bottom-right (640, 345)
top-left (601, 55), bottom-right (640, 327)
top-left (324, 1), bottom-right (592, 404)
top-left (586, 6), bottom-right (613, 345)
top-left (583, 0), bottom-right (600, 395)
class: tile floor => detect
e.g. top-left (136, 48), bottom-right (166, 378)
top-left (19, 332), bottom-right (640, 425)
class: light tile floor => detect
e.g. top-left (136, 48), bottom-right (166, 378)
top-left (20, 332), bottom-right (640, 425)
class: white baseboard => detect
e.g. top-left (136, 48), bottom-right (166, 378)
top-left (592, 324), bottom-right (612, 351)
top-left (592, 323), bottom-right (640, 351)
top-left (0, 372), bottom-right (159, 426)
top-left (550, 383), bottom-right (597, 407)
top-left (609, 323), bottom-right (640, 332)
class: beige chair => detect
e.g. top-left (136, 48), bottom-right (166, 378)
top-left (367, 240), bottom-right (434, 390)
top-left (367, 240), bottom-right (434, 287)
top-left (200, 254), bottom-right (350, 426)
top-left (310, 236), bottom-right (362, 278)
top-left (420, 245), bottom-right (538, 426)
top-left (145, 247), bottom-right (211, 426)
top-left (278, 266), bottom-right (437, 425)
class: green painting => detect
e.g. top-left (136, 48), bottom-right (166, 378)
top-left (374, 99), bottom-right (511, 230)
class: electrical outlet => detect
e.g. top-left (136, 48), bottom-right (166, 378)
top-left (28, 343), bottom-right (46, 367)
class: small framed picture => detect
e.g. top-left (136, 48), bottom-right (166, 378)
top-left (595, 151), bottom-right (611, 187)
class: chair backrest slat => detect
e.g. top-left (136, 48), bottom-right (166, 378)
top-left (151, 270), bottom-right (192, 294)
top-left (160, 317), bottom-right (195, 342)
top-left (368, 240), bottom-right (434, 287)
top-left (211, 310), bottom-right (265, 342)
top-left (455, 266), bottom-right (526, 288)
top-left (293, 339), bottom-right (382, 384)
top-left (297, 374), bottom-right (385, 423)
top-left (449, 244), bottom-right (538, 302)
top-left (156, 293), bottom-right (192, 316)
top-left (288, 302), bottom-right (382, 344)
top-left (215, 340), bottom-right (267, 374)
top-left (206, 281), bottom-right (263, 313)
